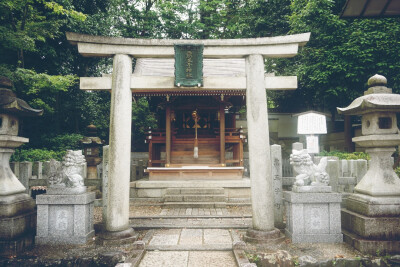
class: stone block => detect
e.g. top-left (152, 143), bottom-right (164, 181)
top-left (343, 229), bottom-right (400, 255)
top-left (342, 208), bottom-right (400, 239)
top-left (346, 193), bottom-right (400, 216)
top-left (164, 195), bottom-right (184, 202)
top-left (35, 192), bottom-right (95, 244)
top-left (137, 188), bottom-right (163, 198)
top-left (0, 210), bottom-right (36, 239)
top-left (284, 191), bottom-right (342, 243)
top-left (0, 193), bottom-right (35, 217)
top-left (0, 193), bottom-right (36, 257)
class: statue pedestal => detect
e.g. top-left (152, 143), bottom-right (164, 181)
top-left (342, 193), bottom-right (400, 254)
top-left (284, 191), bottom-right (343, 243)
top-left (35, 192), bottom-right (95, 244)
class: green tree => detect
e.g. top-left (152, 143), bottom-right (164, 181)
top-left (272, 0), bottom-right (400, 117)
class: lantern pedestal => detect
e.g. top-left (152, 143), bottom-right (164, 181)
top-left (342, 194), bottom-right (400, 254)
top-left (0, 138), bottom-right (36, 256)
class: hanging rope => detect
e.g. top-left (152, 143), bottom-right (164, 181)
top-left (192, 110), bottom-right (199, 159)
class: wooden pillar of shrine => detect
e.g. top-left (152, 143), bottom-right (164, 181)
top-left (166, 104), bottom-right (171, 166)
top-left (220, 103), bottom-right (225, 165)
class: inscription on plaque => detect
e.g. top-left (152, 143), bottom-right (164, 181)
top-left (310, 208), bottom-right (322, 230)
top-left (174, 44), bottom-right (204, 87)
top-left (56, 210), bottom-right (68, 231)
top-left (297, 112), bottom-right (327, 135)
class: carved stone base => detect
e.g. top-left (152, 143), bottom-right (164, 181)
top-left (244, 228), bottom-right (285, 244)
top-left (35, 192), bottom-right (95, 245)
top-left (96, 228), bottom-right (138, 245)
top-left (284, 191), bottom-right (343, 243)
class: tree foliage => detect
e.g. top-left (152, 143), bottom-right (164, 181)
top-left (1, 0), bottom-right (400, 153)
top-left (270, 0), bottom-right (400, 117)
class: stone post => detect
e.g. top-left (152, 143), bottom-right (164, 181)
top-left (101, 54), bottom-right (136, 241)
top-left (326, 160), bottom-right (339, 193)
top-left (102, 145), bottom-right (109, 227)
top-left (244, 54), bottom-right (282, 243)
top-left (19, 161), bottom-right (32, 193)
top-left (271, 144), bottom-right (284, 229)
top-left (32, 161), bottom-right (42, 180)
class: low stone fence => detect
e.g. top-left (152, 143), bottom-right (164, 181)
top-left (12, 157), bottom-right (147, 197)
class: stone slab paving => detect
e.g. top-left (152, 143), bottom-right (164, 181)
top-left (139, 251), bottom-right (237, 267)
top-left (139, 228), bottom-right (238, 267)
top-left (147, 228), bottom-right (233, 250)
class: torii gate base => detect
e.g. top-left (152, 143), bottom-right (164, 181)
top-left (66, 32), bottom-right (310, 244)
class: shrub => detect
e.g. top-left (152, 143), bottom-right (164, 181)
top-left (40, 133), bottom-right (84, 151)
top-left (318, 150), bottom-right (370, 160)
top-left (11, 148), bottom-right (66, 162)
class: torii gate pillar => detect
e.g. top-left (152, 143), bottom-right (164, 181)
top-left (98, 54), bottom-right (136, 242)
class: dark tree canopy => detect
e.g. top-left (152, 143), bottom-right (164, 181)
top-left (0, 0), bottom-right (399, 154)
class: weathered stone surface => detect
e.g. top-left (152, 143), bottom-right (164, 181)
top-left (298, 255), bottom-right (317, 265)
top-left (244, 228), bottom-right (284, 244)
top-left (246, 54), bottom-right (274, 232)
top-left (139, 251), bottom-right (188, 267)
top-left (259, 250), bottom-right (293, 267)
top-left (106, 54), bottom-right (132, 232)
top-left (346, 193), bottom-right (400, 216)
top-left (188, 251), bottom-right (237, 267)
top-left (179, 229), bottom-right (202, 245)
top-left (0, 193), bottom-right (35, 217)
top-left (342, 208), bottom-right (400, 239)
top-left (271, 144), bottom-right (284, 229)
top-left (284, 191), bottom-right (342, 243)
top-left (36, 192), bottom-right (95, 245)
top-left (203, 229), bottom-right (232, 245)
top-left (343, 229), bottom-right (400, 254)
top-left (292, 185), bottom-right (332, 193)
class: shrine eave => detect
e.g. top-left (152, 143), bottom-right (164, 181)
top-left (131, 89), bottom-right (246, 97)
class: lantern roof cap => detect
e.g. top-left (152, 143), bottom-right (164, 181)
top-left (337, 75), bottom-right (400, 115)
top-left (0, 78), bottom-right (44, 117)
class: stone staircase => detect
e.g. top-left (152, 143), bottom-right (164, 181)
top-left (164, 187), bottom-right (227, 208)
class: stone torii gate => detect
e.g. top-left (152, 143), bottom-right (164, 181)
top-left (66, 32), bottom-right (310, 242)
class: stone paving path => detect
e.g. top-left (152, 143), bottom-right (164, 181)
top-left (139, 228), bottom-right (238, 267)
top-left (130, 208), bottom-right (252, 229)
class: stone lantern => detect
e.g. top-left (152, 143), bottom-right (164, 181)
top-left (0, 77), bottom-right (43, 255)
top-left (80, 124), bottom-right (103, 179)
top-left (338, 74), bottom-right (400, 254)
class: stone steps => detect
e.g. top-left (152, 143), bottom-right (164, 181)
top-left (164, 202), bottom-right (226, 208)
top-left (166, 188), bottom-right (225, 195)
top-left (164, 187), bottom-right (227, 208)
top-left (164, 194), bottom-right (226, 202)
